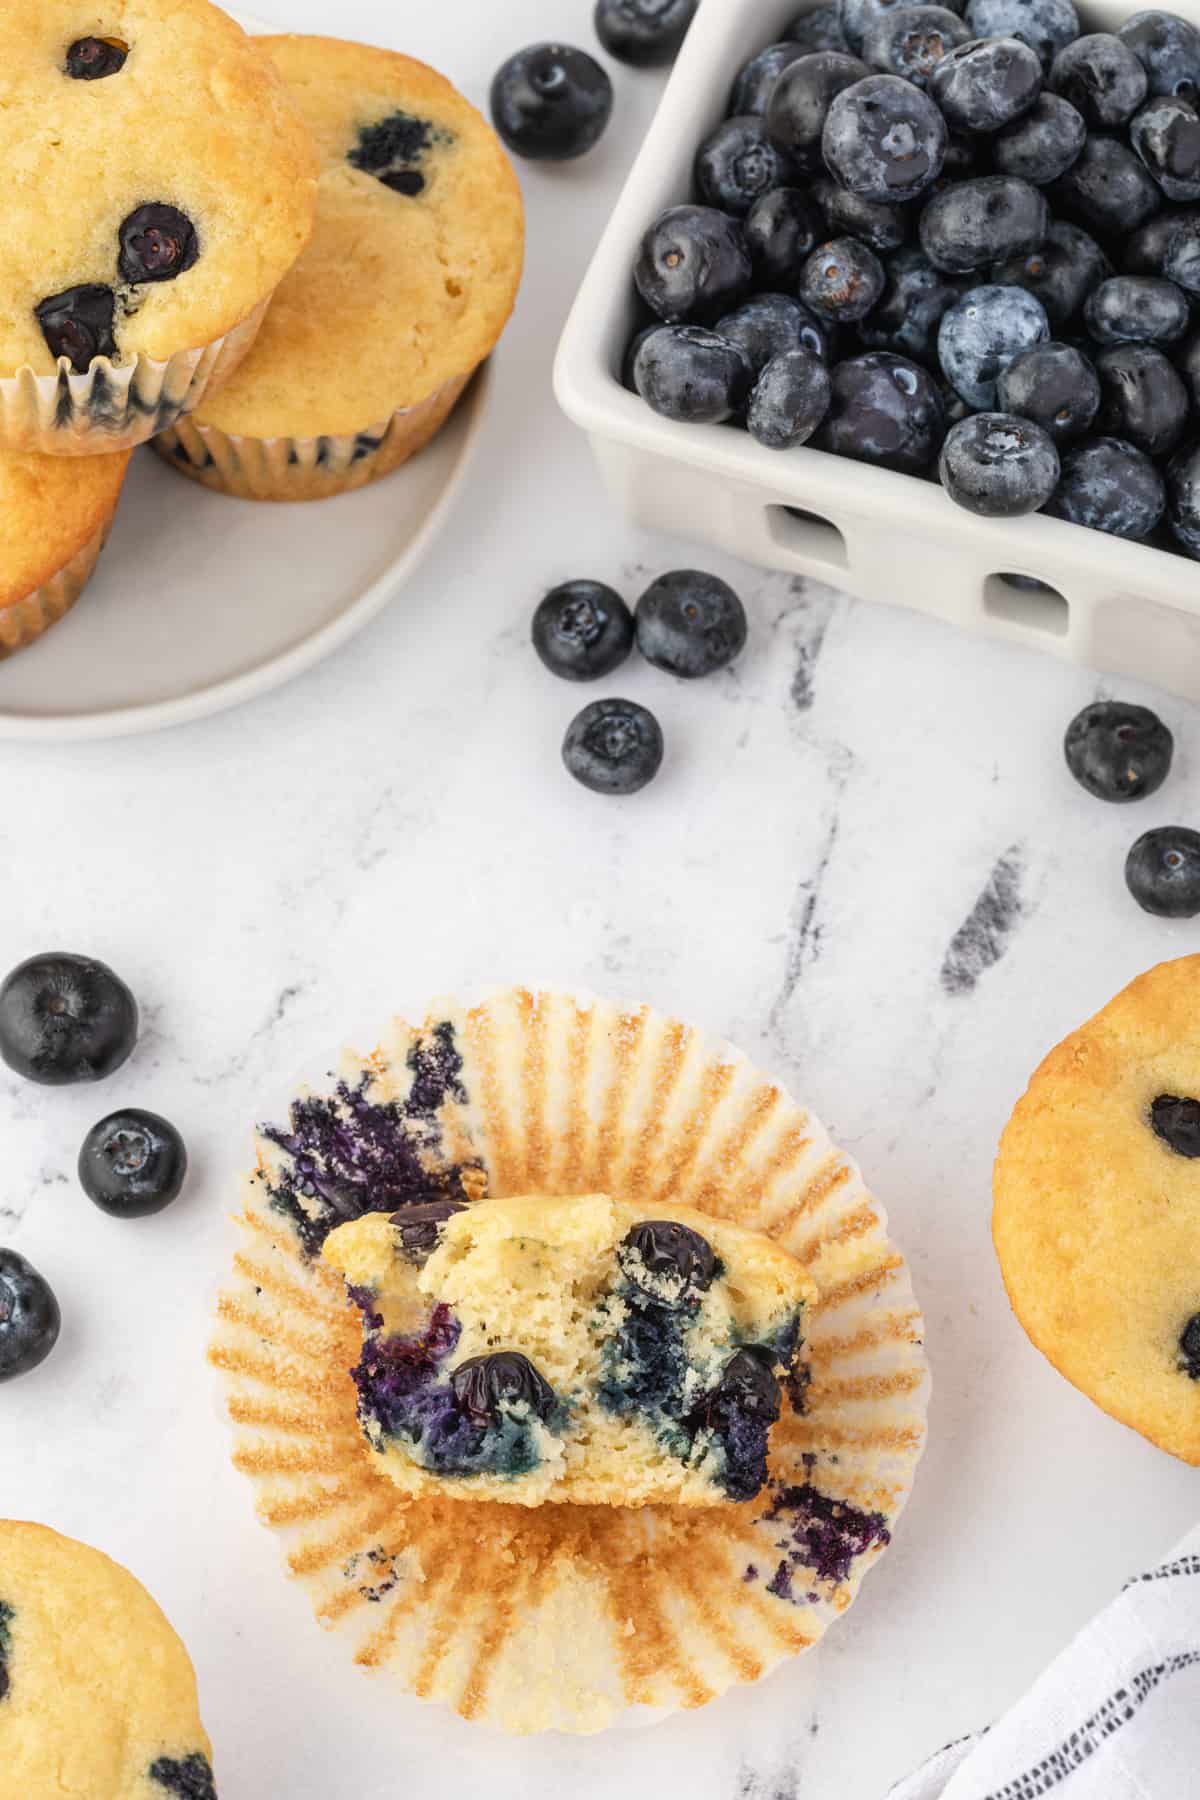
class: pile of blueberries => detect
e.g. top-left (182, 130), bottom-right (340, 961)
top-left (1064, 697), bottom-right (1200, 913)
top-left (622, 3), bottom-right (1200, 544)
top-left (0, 954), bottom-right (188, 1385)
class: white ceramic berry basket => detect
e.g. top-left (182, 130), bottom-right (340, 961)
top-left (555, 0), bottom-right (1200, 703)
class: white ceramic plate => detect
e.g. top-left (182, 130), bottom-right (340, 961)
top-left (0, 11), bottom-right (490, 742)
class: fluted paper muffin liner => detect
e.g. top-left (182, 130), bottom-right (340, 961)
top-left (152, 369), bottom-right (474, 502)
top-left (1, 516), bottom-right (114, 659)
top-left (0, 300), bottom-right (269, 457)
top-left (210, 989), bottom-right (929, 1735)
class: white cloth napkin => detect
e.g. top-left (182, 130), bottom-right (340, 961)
top-left (888, 1524), bottom-right (1200, 1800)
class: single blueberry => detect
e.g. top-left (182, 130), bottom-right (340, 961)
top-left (939, 283), bottom-right (1051, 407)
top-left (148, 1754), bottom-right (217, 1800)
top-left (859, 247), bottom-right (965, 359)
top-left (635, 204), bottom-right (752, 321)
top-left (996, 340), bottom-right (1100, 440)
top-left (1085, 273), bottom-right (1190, 345)
top-left (939, 410), bottom-right (1060, 513)
top-left (594, 0), bottom-right (697, 66)
top-left (716, 292), bottom-right (833, 371)
top-left (840, 0), bottom-right (966, 57)
top-left (636, 569), bottom-right (748, 677)
top-left (118, 204), bottom-right (199, 284)
top-left (822, 73), bottom-right (948, 201)
top-left (1181, 1309), bottom-right (1200, 1374)
top-left (1167, 439), bottom-right (1200, 557)
top-left (920, 175), bottom-right (1047, 272)
top-left (532, 580), bottom-right (635, 681)
top-left (633, 324), bottom-right (753, 421)
top-left (450, 1352), bottom-right (557, 1423)
top-left (800, 236), bottom-right (886, 320)
top-left (748, 348), bottom-right (833, 447)
top-left (620, 1220), bottom-right (719, 1300)
top-left (1118, 10), bottom-right (1200, 99)
top-left (1151, 1097), bottom-right (1200, 1155)
top-left (697, 1347), bottom-right (782, 1425)
top-left (0, 1251), bottom-right (60, 1384)
top-left (34, 285), bottom-right (116, 372)
top-left (1131, 95), bottom-right (1200, 199)
top-left (788, 3), bottom-right (853, 52)
top-left (0, 954), bottom-right (137, 1086)
top-left (1064, 700), bottom-right (1174, 801)
top-left (814, 350), bottom-right (944, 469)
top-left (993, 92), bottom-right (1086, 182)
top-left (931, 38), bottom-right (1044, 134)
top-left (78, 1110), bottom-right (187, 1220)
top-left (1126, 826), bottom-right (1200, 916)
top-left (64, 35), bottom-right (129, 79)
top-left (1048, 134), bottom-right (1163, 236)
top-left (964, 0), bottom-right (1081, 68)
top-left (390, 1199), bottom-right (468, 1262)
top-left (993, 219), bottom-right (1110, 325)
top-left (811, 174), bottom-right (911, 250)
top-left (562, 699), bottom-right (664, 794)
top-left (1049, 33), bottom-right (1148, 128)
top-left (1163, 213), bottom-right (1200, 291)
top-left (1095, 343), bottom-right (1188, 457)
top-left (730, 43), bottom-right (805, 115)
top-left (861, 5), bottom-right (970, 87)
top-left (745, 188), bottom-right (824, 283)
top-left (1122, 206), bottom-right (1200, 273)
top-left (1044, 434), bottom-right (1165, 537)
top-left (766, 51), bottom-right (869, 172)
top-left (621, 322), bottom-right (660, 391)
top-left (490, 44), bottom-right (613, 160)
top-left (696, 115), bottom-right (799, 215)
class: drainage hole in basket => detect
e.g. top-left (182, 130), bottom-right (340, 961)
top-left (766, 505), bottom-right (848, 570)
top-left (983, 573), bottom-right (1069, 637)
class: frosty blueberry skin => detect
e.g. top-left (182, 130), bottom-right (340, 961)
top-left (1163, 213), bottom-right (1200, 291)
top-left (635, 205), bottom-right (752, 323)
top-left (1130, 94), bottom-right (1200, 198)
top-left (992, 92), bottom-right (1087, 182)
top-left (730, 43), bottom-right (805, 116)
top-left (965, 0), bottom-right (1081, 68)
top-left (787, 2), bottom-right (853, 53)
top-left (996, 340), bottom-right (1100, 442)
top-left (823, 72), bottom-right (948, 201)
top-left (860, 5), bottom-right (970, 88)
top-left (1167, 440), bottom-right (1200, 557)
top-left (920, 175), bottom-right (1047, 272)
top-left (633, 325), bottom-right (753, 423)
top-left (695, 115), bottom-right (799, 216)
top-left (1084, 274), bottom-right (1190, 345)
top-left (840, 0), bottom-right (966, 56)
top-left (1043, 435), bottom-right (1166, 537)
top-left (939, 283), bottom-right (1051, 408)
top-left (800, 236), bottom-right (886, 321)
top-left (1118, 8), bottom-right (1200, 99)
top-left (1049, 32), bottom-right (1148, 129)
top-left (930, 37), bottom-right (1044, 133)
top-left (939, 411), bottom-right (1060, 513)
top-left (766, 51), bottom-right (870, 171)
top-left (747, 348), bottom-right (833, 448)
top-left (1048, 134), bottom-right (1162, 236)
top-left (716, 293), bottom-right (833, 371)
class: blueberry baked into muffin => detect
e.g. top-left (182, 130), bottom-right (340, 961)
top-left (323, 1193), bottom-right (817, 1505)
top-left (0, 447), bottom-right (130, 656)
top-left (0, 1521), bottom-right (217, 1796)
top-left (156, 36), bottom-right (525, 500)
top-left (0, 0), bottom-right (317, 452)
top-left (995, 955), bottom-right (1200, 1462)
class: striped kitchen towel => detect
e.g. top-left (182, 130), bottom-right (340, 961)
top-left (889, 1524), bottom-right (1200, 1800)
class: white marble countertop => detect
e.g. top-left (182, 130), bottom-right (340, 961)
top-left (4, 1), bottom-right (1200, 1795)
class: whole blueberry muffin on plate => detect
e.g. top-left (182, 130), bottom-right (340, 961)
top-left (323, 1193), bottom-right (817, 1506)
top-left (0, 447), bottom-right (130, 655)
top-left (0, 1520), bottom-right (217, 1796)
top-left (0, 0), bottom-right (318, 453)
top-left (995, 955), bottom-right (1200, 1462)
top-left (155, 37), bottom-right (524, 500)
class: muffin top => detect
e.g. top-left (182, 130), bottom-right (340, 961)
top-left (0, 1), bottom-right (318, 377)
top-left (194, 36), bottom-right (525, 440)
top-left (0, 1520), bottom-right (216, 1798)
top-left (0, 447), bottom-right (130, 609)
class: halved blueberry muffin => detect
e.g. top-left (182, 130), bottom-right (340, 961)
top-left (0, 446), bottom-right (130, 655)
top-left (323, 1192), bottom-right (817, 1506)
top-left (0, 1521), bottom-right (216, 1796)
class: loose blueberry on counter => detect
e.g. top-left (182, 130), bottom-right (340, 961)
top-left (930, 37), bottom-right (1045, 134)
top-left (692, 1348), bottom-right (782, 1502)
top-left (64, 35), bottom-right (129, 79)
top-left (633, 324), bottom-right (753, 422)
top-left (993, 92), bottom-right (1087, 182)
top-left (920, 175), bottom-right (1047, 272)
top-left (815, 350), bottom-right (944, 469)
top-left (78, 1110), bottom-right (187, 1219)
top-left (695, 115), bottom-right (799, 215)
top-left (532, 580), bottom-right (635, 682)
top-left (939, 410), bottom-right (1060, 512)
top-left (1162, 213), bottom-right (1200, 290)
top-left (1167, 440), bottom-right (1200, 556)
top-left (450, 1352), bottom-right (557, 1424)
top-left (118, 204), bottom-right (198, 284)
top-left (748, 348), bottom-right (833, 447)
top-left (996, 340), bottom-right (1099, 441)
top-left (1122, 206), bottom-right (1200, 274)
top-left (594, 0), bottom-right (697, 66)
top-left (620, 1220), bottom-right (718, 1303)
top-left (1048, 134), bottom-right (1162, 237)
top-left (716, 292), bottom-right (833, 371)
top-left (994, 220), bottom-right (1110, 327)
top-left (391, 1198), bottom-right (468, 1262)
top-left (490, 44), bottom-right (613, 161)
top-left (1180, 1310), bottom-right (1200, 1376)
top-left (860, 248), bottom-right (965, 359)
top-left (0, 953), bottom-right (137, 1086)
top-left (822, 73), bottom-right (948, 202)
top-left (1064, 700), bottom-right (1174, 801)
top-left (964, 0), bottom-right (1081, 68)
top-left (1084, 274), bottom-right (1190, 345)
top-left (811, 175), bottom-right (910, 250)
top-left (1126, 826), bottom-right (1200, 915)
top-left (1044, 435), bottom-right (1166, 536)
top-left (765, 51), bottom-right (870, 173)
top-left (0, 1250), bottom-right (60, 1383)
top-left (861, 6), bottom-right (970, 88)
top-left (730, 43), bottom-right (805, 116)
top-left (1118, 9), bottom-right (1200, 99)
top-left (939, 283), bottom-right (1050, 408)
top-left (148, 1752), bottom-right (217, 1800)
top-left (1049, 33), bottom-right (1148, 129)
top-left (800, 236), bottom-right (886, 320)
top-left (1095, 343), bottom-right (1188, 458)
top-left (635, 205), bottom-right (752, 322)
top-left (1130, 95), bottom-right (1200, 199)
top-left (34, 285), bottom-right (116, 372)
top-left (636, 569), bottom-right (747, 677)
top-left (787, 2), bottom-right (853, 52)
top-left (562, 699), bottom-right (664, 794)
top-left (745, 188), bottom-right (824, 283)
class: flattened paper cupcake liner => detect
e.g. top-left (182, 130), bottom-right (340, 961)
top-left (0, 300), bottom-right (269, 456)
top-left (152, 369), bottom-right (474, 502)
top-left (211, 989), bottom-right (929, 1736)
top-left (0, 517), bottom-right (113, 660)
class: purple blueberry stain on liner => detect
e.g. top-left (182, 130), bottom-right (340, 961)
top-left (763, 1483), bottom-right (892, 1597)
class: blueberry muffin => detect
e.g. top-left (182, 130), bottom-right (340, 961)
top-left (155, 37), bottom-right (524, 500)
top-left (0, 447), bottom-right (130, 655)
top-left (994, 955), bottom-right (1200, 1463)
top-left (0, 1521), bottom-right (216, 1796)
top-left (0, 1), bottom-right (318, 453)
top-left (323, 1193), bottom-right (817, 1505)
